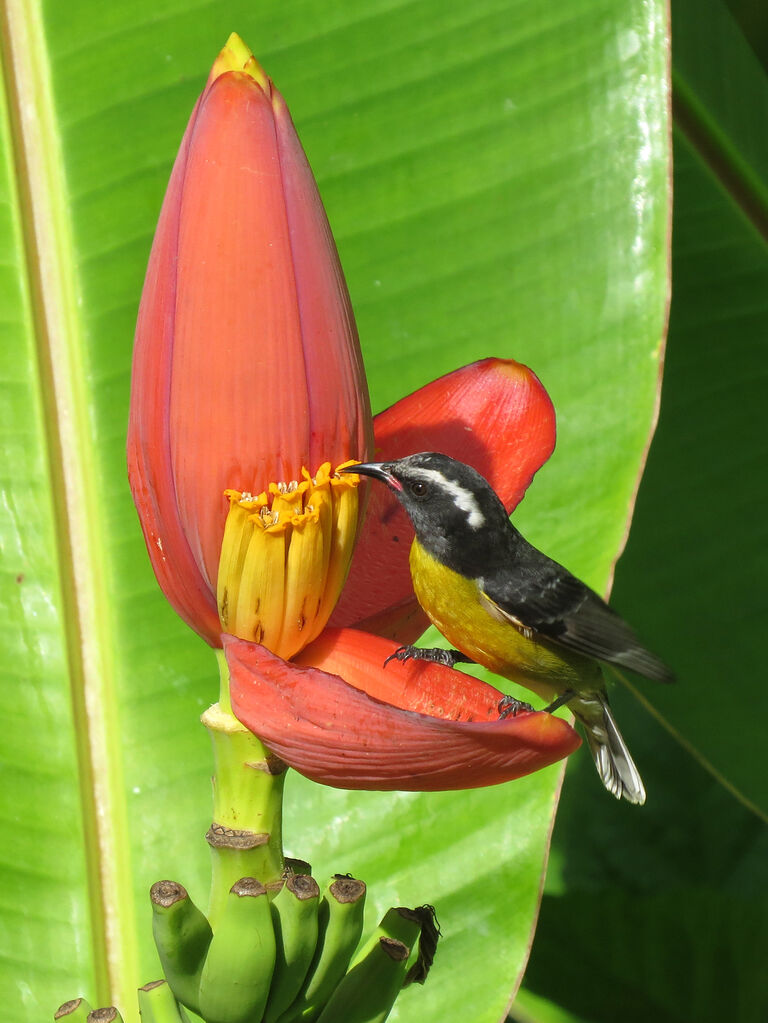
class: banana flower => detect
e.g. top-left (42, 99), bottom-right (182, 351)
top-left (127, 34), bottom-right (580, 791)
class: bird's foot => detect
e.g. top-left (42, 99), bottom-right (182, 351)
top-left (383, 645), bottom-right (475, 669)
top-left (543, 690), bottom-right (576, 714)
top-left (497, 695), bottom-right (535, 718)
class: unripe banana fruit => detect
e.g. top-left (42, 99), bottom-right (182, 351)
top-left (197, 877), bottom-right (276, 1023)
top-left (150, 880), bottom-right (213, 1015)
top-left (137, 979), bottom-right (191, 1022)
top-left (263, 874), bottom-right (320, 1023)
top-left (315, 935), bottom-right (412, 1023)
top-left (277, 874), bottom-right (366, 1023)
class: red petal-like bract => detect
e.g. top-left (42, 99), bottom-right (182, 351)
top-left (227, 629), bottom-right (580, 791)
top-left (127, 68), bottom-right (371, 645)
top-left (330, 358), bottom-right (556, 640)
top-left (126, 93), bottom-right (221, 644)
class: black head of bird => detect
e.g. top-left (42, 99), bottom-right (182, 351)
top-left (348, 452), bottom-right (510, 575)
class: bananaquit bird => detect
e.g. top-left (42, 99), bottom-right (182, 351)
top-left (345, 452), bottom-right (673, 805)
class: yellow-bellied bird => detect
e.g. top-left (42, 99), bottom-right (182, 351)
top-left (344, 453), bottom-right (673, 805)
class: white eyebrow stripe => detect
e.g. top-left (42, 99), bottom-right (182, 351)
top-left (416, 467), bottom-right (486, 529)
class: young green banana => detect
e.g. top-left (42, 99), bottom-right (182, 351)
top-left (54, 999), bottom-right (93, 1021)
top-left (150, 880), bottom-right (213, 1015)
top-left (314, 936), bottom-right (412, 1023)
top-left (263, 874), bottom-right (321, 1023)
top-left (311, 905), bottom-right (423, 1023)
top-left (197, 877), bottom-right (276, 1023)
top-left (314, 902), bottom-right (441, 1023)
top-left (137, 980), bottom-right (191, 1023)
top-left (347, 907), bottom-right (423, 972)
top-left (277, 875), bottom-right (366, 1023)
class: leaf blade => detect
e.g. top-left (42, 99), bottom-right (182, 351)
top-left (0, 2), bottom-right (670, 1020)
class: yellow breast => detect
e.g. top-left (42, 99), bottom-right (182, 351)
top-left (409, 538), bottom-right (596, 702)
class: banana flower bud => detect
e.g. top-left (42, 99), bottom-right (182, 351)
top-left (128, 33), bottom-right (371, 649)
top-left (128, 34), bottom-right (580, 787)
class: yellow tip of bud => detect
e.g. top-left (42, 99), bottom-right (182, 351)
top-left (209, 32), bottom-right (271, 92)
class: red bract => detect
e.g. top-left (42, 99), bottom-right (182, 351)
top-left (127, 34), bottom-right (580, 789)
top-left (228, 630), bottom-right (580, 790)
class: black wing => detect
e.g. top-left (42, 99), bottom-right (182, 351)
top-left (480, 537), bottom-right (674, 683)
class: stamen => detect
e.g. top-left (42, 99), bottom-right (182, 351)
top-left (217, 461), bottom-right (360, 659)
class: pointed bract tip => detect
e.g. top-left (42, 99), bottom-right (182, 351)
top-left (208, 32), bottom-right (271, 92)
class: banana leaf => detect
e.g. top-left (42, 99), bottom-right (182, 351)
top-left (0, 2), bottom-right (669, 1021)
top-left (515, 1), bottom-right (768, 1020)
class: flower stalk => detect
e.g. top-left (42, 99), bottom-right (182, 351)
top-left (203, 651), bottom-right (286, 931)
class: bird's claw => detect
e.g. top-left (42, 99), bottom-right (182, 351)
top-left (497, 695), bottom-right (535, 718)
top-left (383, 645), bottom-right (414, 667)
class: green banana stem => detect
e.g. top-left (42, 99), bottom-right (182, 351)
top-left (203, 650), bottom-right (287, 930)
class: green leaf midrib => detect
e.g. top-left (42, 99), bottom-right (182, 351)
top-left (671, 0), bottom-right (768, 245)
top-left (1, 0), bottom-right (138, 1009)
top-left (672, 76), bottom-right (768, 243)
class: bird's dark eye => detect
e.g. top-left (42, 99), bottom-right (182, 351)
top-left (409, 480), bottom-right (429, 498)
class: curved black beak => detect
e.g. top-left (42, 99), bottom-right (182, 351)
top-left (341, 462), bottom-right (400, 489)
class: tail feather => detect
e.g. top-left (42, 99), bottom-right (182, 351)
top-left (578, 694), bottom-right (646, 805)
